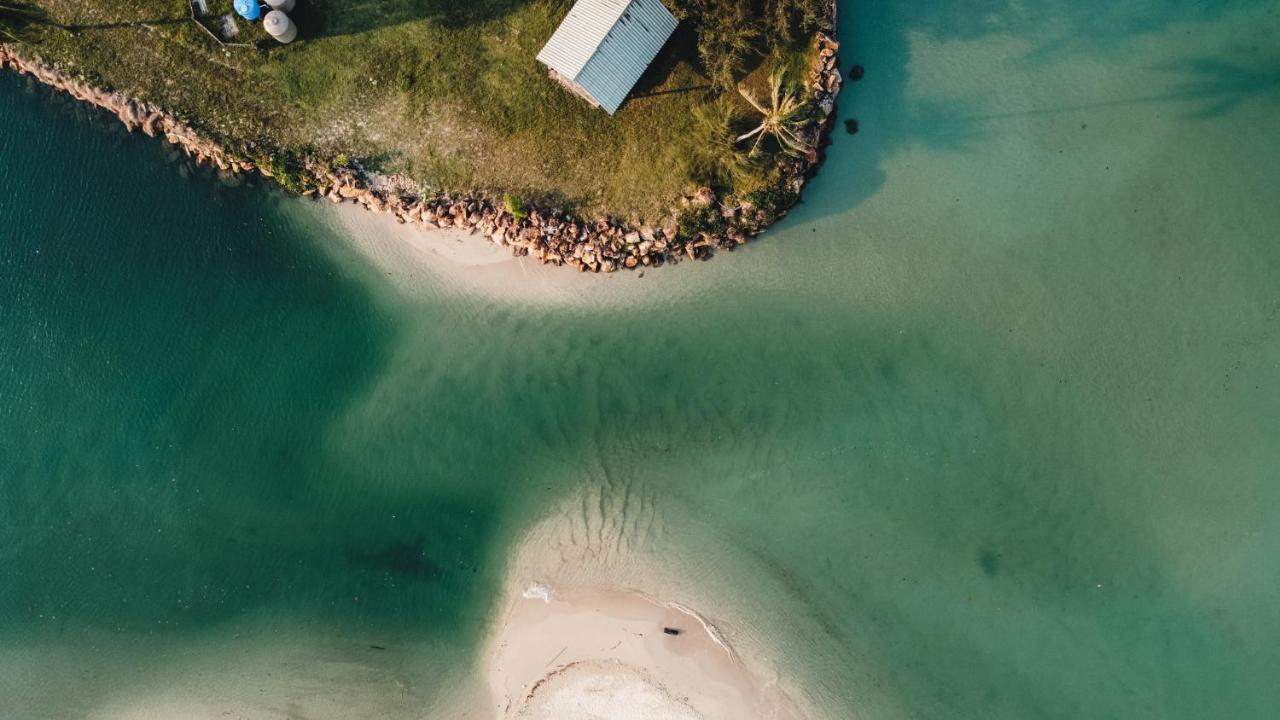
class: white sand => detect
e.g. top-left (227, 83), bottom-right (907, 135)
top-left (484, 584), bottom-right (806, 720)
top-left (515, 662), bottom-right (702, 720)
top-left (284, 196), bottom-right (778, 312)
top-left (301, 200), bottom-right (684, 306)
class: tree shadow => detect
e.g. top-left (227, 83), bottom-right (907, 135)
top-left (1158, 56), bottom-right (1280, 119)
top-left (64, 17), bottom-right (189, 31)
top-left (630, 82), bottom-right (712, 100)
top-left (297, 0), bottom-right (536, 39)
top-left (910, 54), bottom-right (1280, 131)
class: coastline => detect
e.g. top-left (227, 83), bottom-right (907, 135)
top-left (481, 585), bottom-right (807, 720)
top-left (0, 5), bottom-right (841, 275)
top-left (440, 484), bottom-right (830, 720)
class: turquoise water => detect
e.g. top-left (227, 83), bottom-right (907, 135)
top-left (3, 0), bottom-right (1280, 718)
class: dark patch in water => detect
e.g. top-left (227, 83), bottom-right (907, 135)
top-left (879, 360), bottom-right (898, 383)
top-left (348, 537), bottom-right (442, 580)
top-left (978, 548), bottom-right (1001, 578)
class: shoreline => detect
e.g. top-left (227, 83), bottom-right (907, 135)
top-left (0, 5), bottom-right (841, 275)
top-left (450, 485), bottom-right (827, 720)
top-left (481, 584), bottom-right (807, 720)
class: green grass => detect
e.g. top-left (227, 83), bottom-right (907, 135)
top-left (18, 0), bottom-right (825, 219)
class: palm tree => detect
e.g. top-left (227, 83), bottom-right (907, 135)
top-left (735, 71), bottom-right (812, 157)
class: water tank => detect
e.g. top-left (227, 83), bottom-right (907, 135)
top-left (265, 0), bottom-right (295, 11)
top-left (263, 10), bottom-right (298, 43)
top-left (232, 0), bottom-right (260, 21)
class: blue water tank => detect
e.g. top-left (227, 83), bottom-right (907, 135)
top-left (233, 0), bottom-right (261, 21)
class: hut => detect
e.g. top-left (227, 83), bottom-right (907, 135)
top-left (536, 0), bottom-right (678, 115)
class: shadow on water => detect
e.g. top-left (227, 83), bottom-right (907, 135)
top-left (348, 536), bottom-right (445, 580)
top-left (796, 0), bottom-right (1278, 222)
top-left (0, 74), bottom-right (517, 668)
top-left (930, 55), bottom-right (1280, 124)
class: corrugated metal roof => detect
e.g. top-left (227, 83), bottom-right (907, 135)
top-left (537, 0), bottom-right (678, 114)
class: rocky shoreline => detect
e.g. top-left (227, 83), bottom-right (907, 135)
top-left (0, 22), bottom-right (842, 274)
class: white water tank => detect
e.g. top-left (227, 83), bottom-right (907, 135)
top-left (265, 0), bottom-right (295, 12)
top-left (263, 10), bottom-right (297, 43)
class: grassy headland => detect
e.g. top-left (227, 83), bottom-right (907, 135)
top-left (4, 0), bottom-right (833, 222)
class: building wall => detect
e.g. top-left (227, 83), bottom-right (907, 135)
top-left (537, 0), bottom-right (679, 114)
top-left (573, 0), bottom-right (678, 114)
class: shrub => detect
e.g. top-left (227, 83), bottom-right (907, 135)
top-left (503, 193), bottom-right (528, 222)
top-left (262, 149), bottom-right (317, 193)
top-left (677, 204), bottom-right (724, 239)
top-left (672, 0), bottom-right (827, 88)
top-left (744, 184), bottom-right (799, 222)
top-left (686, 96), bottom-right (754, 190)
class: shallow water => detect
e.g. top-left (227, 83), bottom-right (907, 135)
top-left (3, 0), bottom-right (1280, 717)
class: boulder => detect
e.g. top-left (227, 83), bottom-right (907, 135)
top-left (691, 187), bottom-right (716, 207)
top-left (141, 112), bottom-right (164, 137)
top-left (661, 216), bottom-right (678, 240)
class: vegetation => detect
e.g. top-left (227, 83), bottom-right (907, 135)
top-left (503, 192), bottom-right (527, 222)
top-left (260, 147), bottom-right (320, 193)
top-left (10, 0), bottom-right (829, 220)
top-left (673, 0), bottom-right (823, 89)
top-left (0, 2), bottom-right (57, 41)
top-left (743, 183), bottom-right (798, 223)
top-left (736, 70), bottom-right (812, 157)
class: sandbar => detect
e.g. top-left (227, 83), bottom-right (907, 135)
top-left (484, 584), bottom-right (806, 720)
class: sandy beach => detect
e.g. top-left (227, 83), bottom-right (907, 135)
top-left (307, 200), bottom-right (653, 305)
top-left (483, 585), bottom-right (806, 720)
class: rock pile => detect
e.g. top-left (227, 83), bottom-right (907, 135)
top-left (304, 30), bottom-right (843, 274)
top-left (3, 23), bottom-right (844, 274)
top-left (0, 45), bottom-right (252, 175)
top-left (315, 168), bottom-right (726, 271)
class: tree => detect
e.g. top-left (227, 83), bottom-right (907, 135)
top-left (673, 0), bottom-right (827, 88)
top-left (736, 71), bottom-right (811, 157)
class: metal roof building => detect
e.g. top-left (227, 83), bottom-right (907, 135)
top-left (536, 0), bottom-right (678, 115)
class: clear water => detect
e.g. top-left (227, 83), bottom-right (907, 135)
top-left (2, 0), bottom-right (1279, 718)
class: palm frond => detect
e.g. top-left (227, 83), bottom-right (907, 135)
top-left (733, 70), bottom-right (814, 158)
top-left (737, 85), bottom-right (768, 115)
